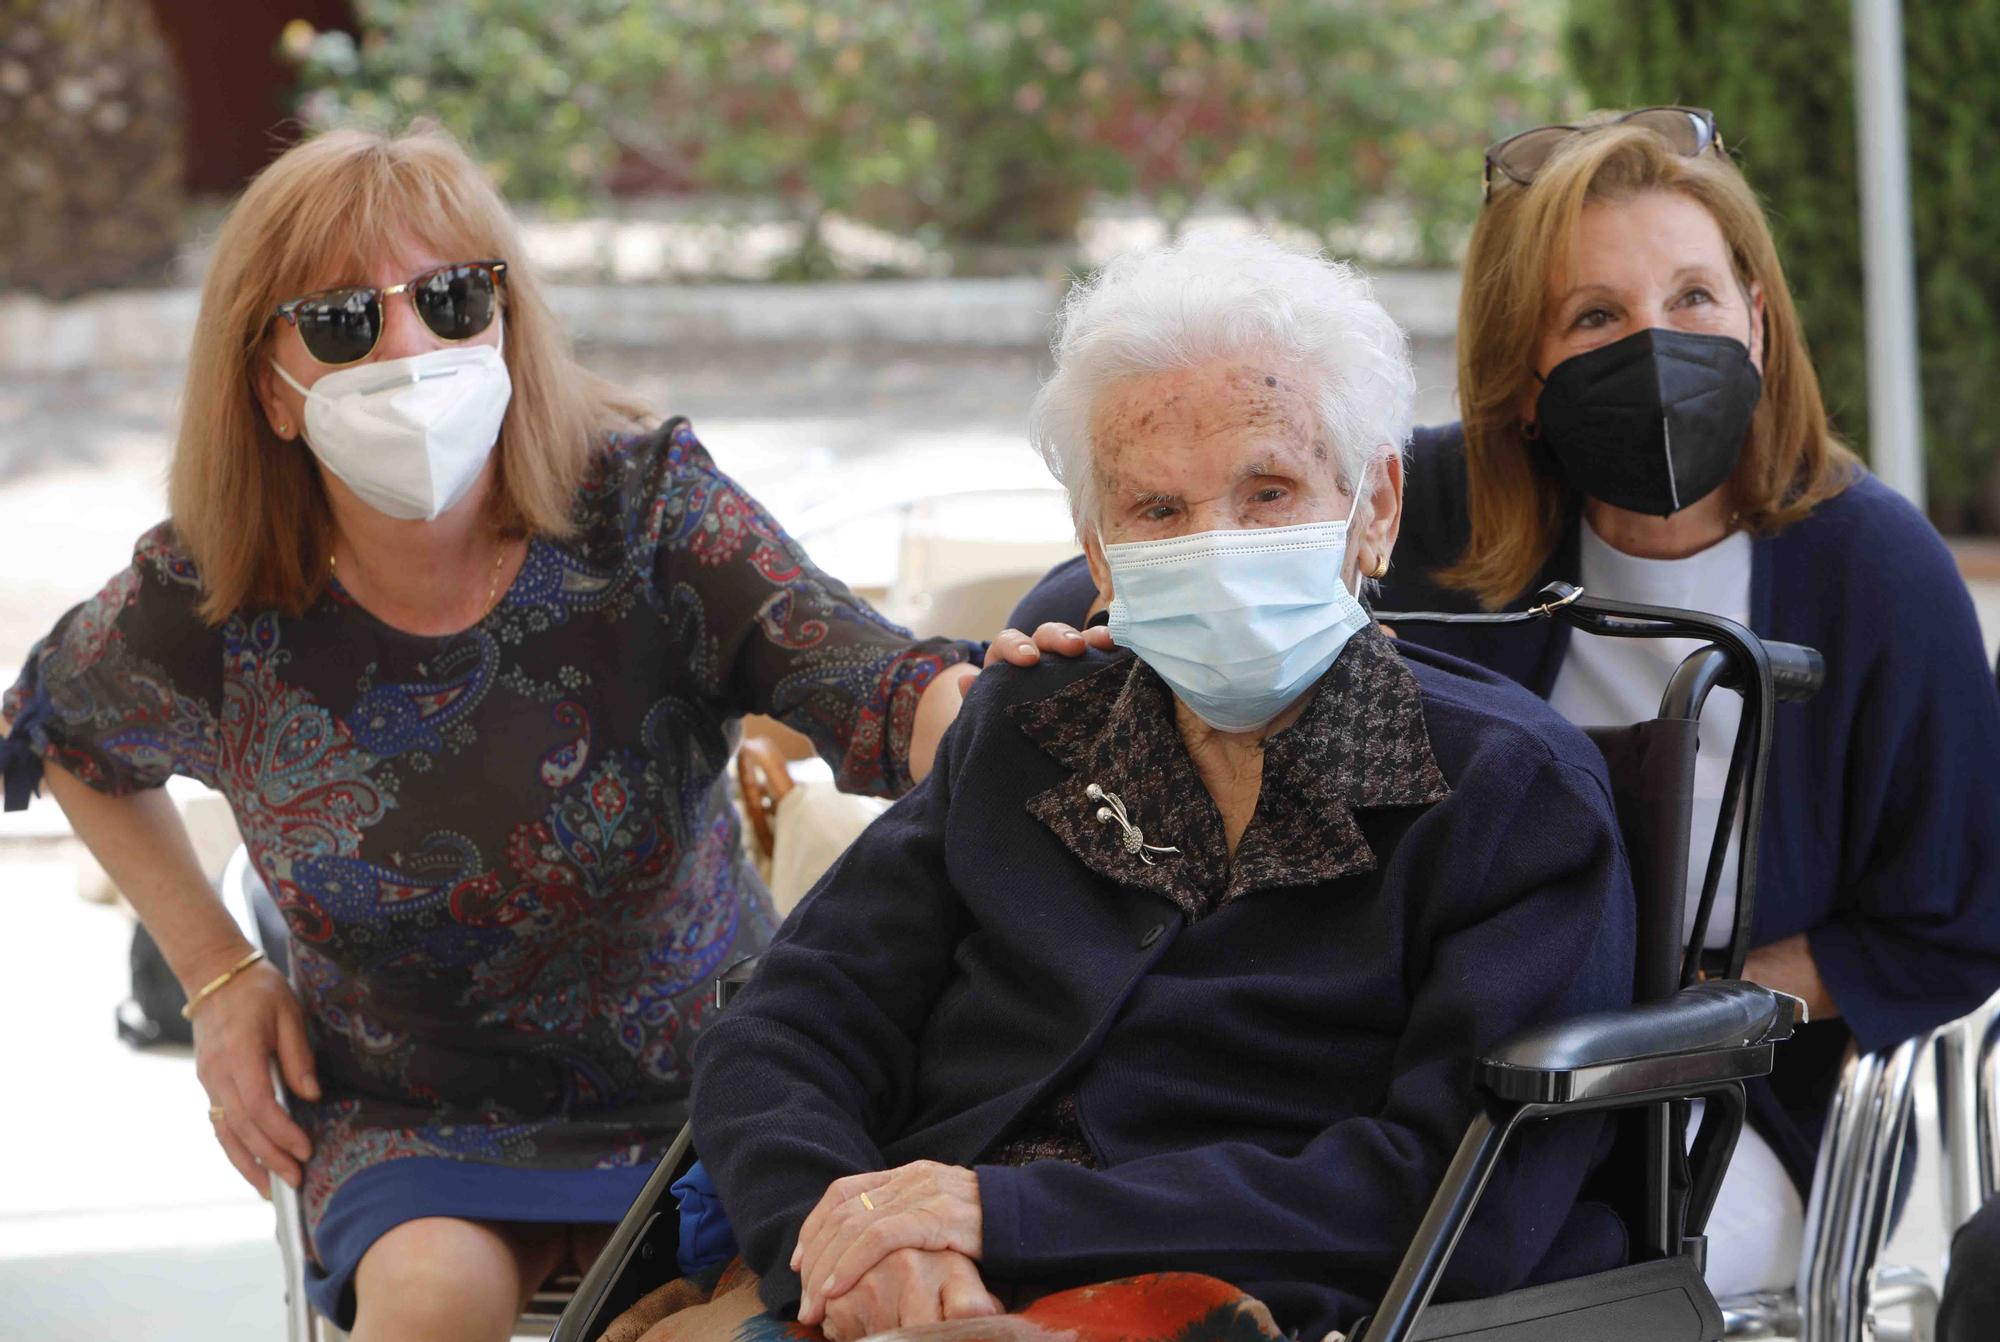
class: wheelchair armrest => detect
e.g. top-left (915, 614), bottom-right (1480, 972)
top-left (1479, 980), bottom-right (1802, 1106)
top-left (714, 953), bottom-right (764, 1009)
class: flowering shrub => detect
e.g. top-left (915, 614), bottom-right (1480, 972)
top-left (291, 0), bottom-right (1576, 265)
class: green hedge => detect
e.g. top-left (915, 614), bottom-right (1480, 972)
top-left (1566, 0), bottom-right (2000, 530)
top-left (288, 1), bottom-right (1577, 270)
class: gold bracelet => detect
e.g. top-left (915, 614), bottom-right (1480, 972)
top-left (180, 949), bottom-right (267, 1020)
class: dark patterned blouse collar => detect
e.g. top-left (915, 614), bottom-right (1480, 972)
top-left (1010, 625), bottom-right (1451, 917)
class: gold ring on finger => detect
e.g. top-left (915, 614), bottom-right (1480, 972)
top-left (858, 1191), bottom-right (876, 1211)
top-left (208, 1105), bottom-right (226, 1122)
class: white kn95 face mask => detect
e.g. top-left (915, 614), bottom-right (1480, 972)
top-left (273, 342), bottom-right (512, 522)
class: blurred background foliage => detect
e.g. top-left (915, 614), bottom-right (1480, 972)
top-left (7, 1), bottom-right (1992, 525)
top-left (0, 0), bottom-right (185, 298)
top-left (1568, 0), bottom-right (2000, 530)
top-left (287, 0), bottom-right (1577, 269)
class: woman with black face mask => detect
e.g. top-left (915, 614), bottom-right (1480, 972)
top-left (1325, 108), bottom-right (2000, 1304)
top-left (1004, 108), bottom-right (2000, 1307)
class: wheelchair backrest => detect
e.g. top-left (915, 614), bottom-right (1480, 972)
top-left (1581, 720), bottom-right (1699, 1006)
top-left (1580, 718), bottom-right (1707, 1262)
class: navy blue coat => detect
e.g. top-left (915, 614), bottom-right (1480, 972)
top-left (691, 638), bottom-right (1636, 1338)
top-left (1012, 422), bottom-right (2000, 1186)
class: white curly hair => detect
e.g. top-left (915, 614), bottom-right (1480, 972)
top-left (1028, 230), bottom-right (1416, 533)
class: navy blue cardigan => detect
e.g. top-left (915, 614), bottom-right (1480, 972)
top-left (1013, 423), bottom-right (2000, 1185)
top-left (691, 641), bottom-right (1636, 1338)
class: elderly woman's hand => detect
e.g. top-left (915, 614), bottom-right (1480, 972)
top-left (982, 622), bottom-right (1115, 672)
top-left (792, 1160), bottom-right (985, 1326)
top-left (818, 1248), bottom-right (1001, 1342)
top-left (191, 957), bottom-right (319, 1195)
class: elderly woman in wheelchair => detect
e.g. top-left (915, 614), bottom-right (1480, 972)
top-left (597, 234), bottom-right (1645, 1342)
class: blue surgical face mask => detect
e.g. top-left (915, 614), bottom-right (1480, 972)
top-left (1103, 489), bottom-right (1371, 733)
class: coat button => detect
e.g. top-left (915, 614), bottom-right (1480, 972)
top-left (1139, 923), bottom-right (1165, 948)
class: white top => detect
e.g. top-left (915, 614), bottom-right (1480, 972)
top-left (1549, 518), bottom-right (1754, 948)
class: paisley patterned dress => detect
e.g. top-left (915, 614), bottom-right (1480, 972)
top-left (0, 417), bottom-right (976, 1322)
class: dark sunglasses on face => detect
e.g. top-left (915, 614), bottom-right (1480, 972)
top-left (1483, 106), bottom-right (1722, 202)
top-left (271, 259), bottom-right (508, 366)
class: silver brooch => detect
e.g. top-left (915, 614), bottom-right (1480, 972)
top-left (1086, 782), bottom-right (1181, 865)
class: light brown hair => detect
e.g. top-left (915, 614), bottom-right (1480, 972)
top-left (169, 123), bottom-right (651, 623)
top-left (1441, 118), bottom-right (1860, 607)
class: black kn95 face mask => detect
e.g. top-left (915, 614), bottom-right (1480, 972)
top-left (1533, 326), bottom-right (1762, 517)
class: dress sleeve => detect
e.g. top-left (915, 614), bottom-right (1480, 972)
top-left (2, 523), bottom-right (223, 809)
top-left (638, 420), bottom-right (980, 798)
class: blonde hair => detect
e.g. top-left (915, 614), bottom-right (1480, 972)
top-left (1441, 117), bottom-right (1860, 608)
top-left (169, 123), bottom-right (651, 623)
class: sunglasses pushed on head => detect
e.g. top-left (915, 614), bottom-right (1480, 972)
top-left (1483, 106), bottom-right (1723, 203)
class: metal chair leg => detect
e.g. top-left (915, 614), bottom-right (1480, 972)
top-left (1830, 1039), bottom-right (1920, 1342)
top-left (1801, 1049), bottom-right (1880, 1342)
top-left (1976, 999), bottom-right (2000, 1205)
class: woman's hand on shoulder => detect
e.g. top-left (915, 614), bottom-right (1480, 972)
top-left (981, 622), bottom-right (1114, 674)
top-left (910, 624), bottom-right (1110, 781)
top-left (189, 957), bottom-right (320, 1196)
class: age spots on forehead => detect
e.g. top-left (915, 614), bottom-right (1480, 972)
top-left (1089, 360), bottom-right (1323, 470)
top-left (1090, 366), bottom-right (1333, 523)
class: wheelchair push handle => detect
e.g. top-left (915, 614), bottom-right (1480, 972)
top-left (1758, 640), bottom-right (1825, 705)
top-left (1690, 638), bottom-right (1823, 713)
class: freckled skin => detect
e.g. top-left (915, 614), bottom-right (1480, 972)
top-left (1074, 357), bottom-right (1406, 857)
top-left (1087, 361), bottom-right (1342, 544)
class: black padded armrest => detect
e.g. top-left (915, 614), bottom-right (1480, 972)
top-left (1491, 981), bottom-right (1799, 1070)
top-left (1480, 980), bottom-right (1801, 1106)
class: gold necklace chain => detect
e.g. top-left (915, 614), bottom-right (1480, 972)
top-left (329, 538), bottom-right (512, 618)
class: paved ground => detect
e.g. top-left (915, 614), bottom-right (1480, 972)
top-left (0, 848), bottom-right (287, 1341)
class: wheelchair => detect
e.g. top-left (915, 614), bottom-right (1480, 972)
top-left (541, 586), bottom-right (1826, 1342)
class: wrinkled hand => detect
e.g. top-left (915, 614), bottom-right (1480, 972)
top-left (977, 621), bottom-right (1115, 684)
top-left (818, 1248), bottom-right (1000, 1342)
top-left (794, 1161), bottom-right (985, 1326)
top-left (191, 958), bottom-right (319, 1195)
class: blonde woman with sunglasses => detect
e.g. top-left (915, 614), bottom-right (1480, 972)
top-left (0, 124), bottom-right (1059, 1342)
